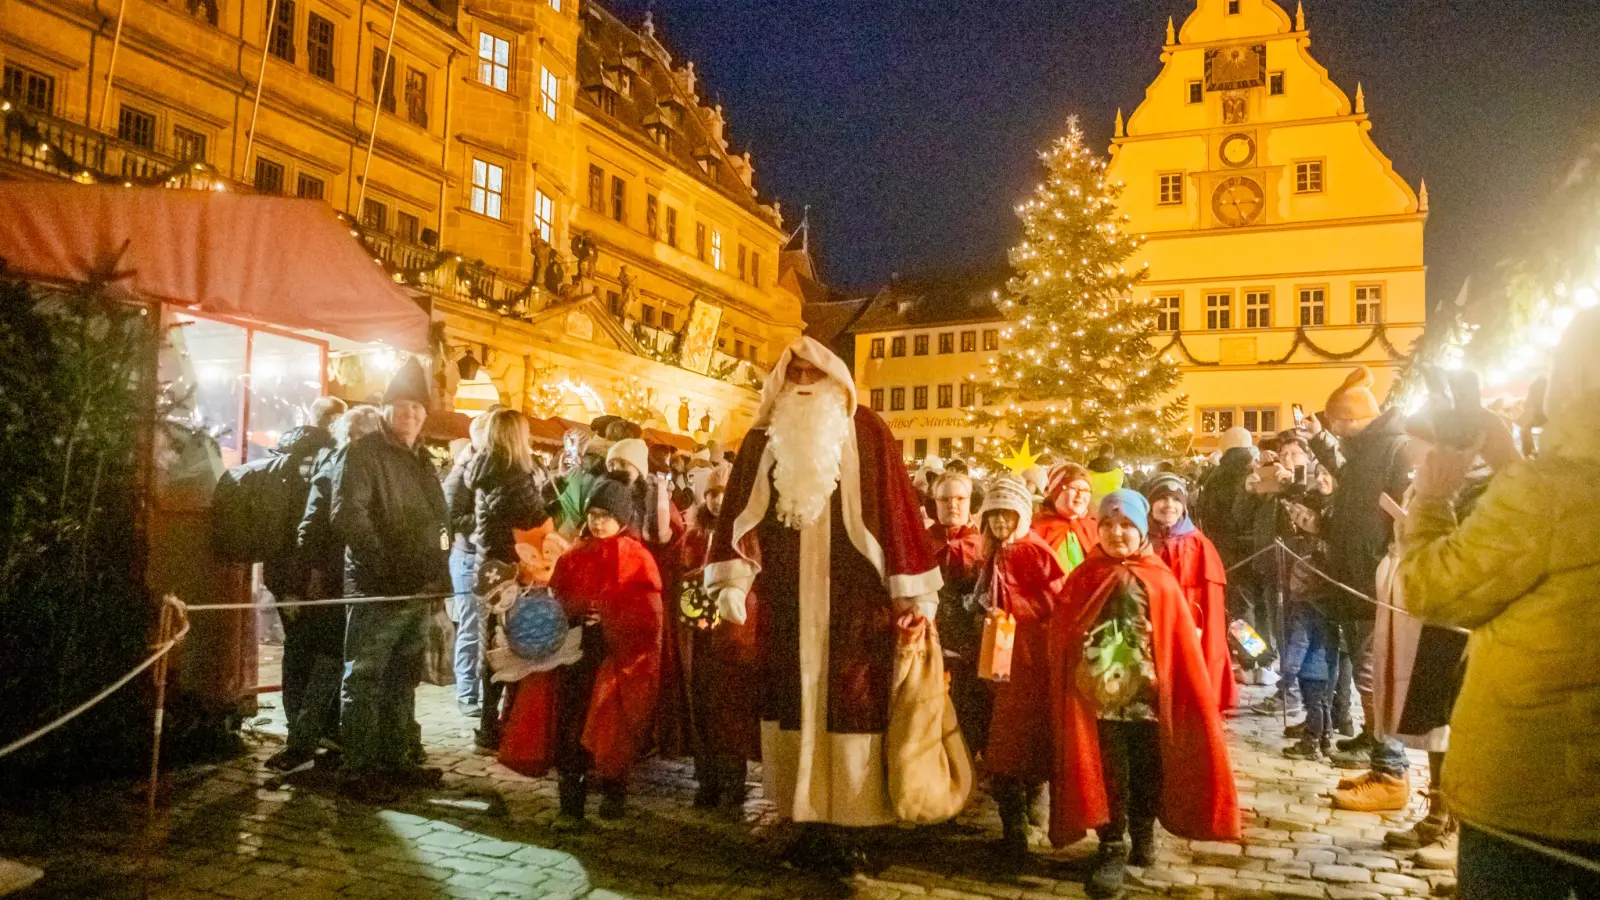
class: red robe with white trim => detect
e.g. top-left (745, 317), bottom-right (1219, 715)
top-left (981, 532), bottom-right (1069, 783)
top-left (1048, 548), bottom-right (1240, 847)
top-left (1152, 526), bottom-right (1239, 713)
top-left (708, 407), bottom-right (939, 734)
top-left (680, 515), bottom-right (761, 762)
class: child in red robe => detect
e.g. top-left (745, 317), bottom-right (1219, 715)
top-left (1050, 490), bottom-right (1240, 898)
top-left (1032, 462), bottom-right (1100, 573)
top-left (678, 464), bottom-right (760, 810)
top-left (928, 472), bottom-right (989, 750)
top-left (972, 476), bottom-right (1070, 862)
top-left (545, 477), bottom-right (664, 822)
top-left (1143, 473), bottom-right (1239, 714)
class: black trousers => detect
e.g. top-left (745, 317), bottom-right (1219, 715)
top-left (555, 623), bottom-right (606, 779)
top-left (1096, 720), bottom-right (1162, 843)
top-left (279, 604), bottom-right (345, 751)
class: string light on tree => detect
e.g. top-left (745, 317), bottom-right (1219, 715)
top-left (969, 116), bottom-right (1184, 461)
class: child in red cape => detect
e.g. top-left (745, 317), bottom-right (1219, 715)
top-left (1143, 473), bottom-right (1240, 714)
top-left (498, 476), bottom-right (664, 823)
top-left (1032, 462), bottom-right (1100, 573)
top-left (972, 476), bottom-right (1070, 862)
top-left (1049, 490), bottom-right (1239, 898)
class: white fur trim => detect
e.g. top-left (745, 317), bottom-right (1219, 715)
top-left (888, 569), bottom-right (944, 600)
top-left (703, 558), bottom-right (756, 595)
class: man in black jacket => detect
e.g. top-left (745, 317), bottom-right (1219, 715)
top-left (1303, 366), bottom-right (1414, 809)
top-left (262, 398), bottom-right (344, 771)
top-left (332, 360), bottom-right (450, 801)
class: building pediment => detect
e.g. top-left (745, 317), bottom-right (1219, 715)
top-left (521, 295), bottom-right (642, 355)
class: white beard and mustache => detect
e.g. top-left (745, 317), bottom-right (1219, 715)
top-left (767, 380), bottom-right (852, 530)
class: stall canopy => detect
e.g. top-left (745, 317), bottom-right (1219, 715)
top-left (0, 183), bottom-right (430, 350)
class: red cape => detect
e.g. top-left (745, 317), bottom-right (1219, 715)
top-left (649, 506), bottom-right (694, 759)
top-left (497, 533), bottom-right (663, 781)
top-left (679, 520), bottom-right (761, 761)
top-left (1032, 512), bottom-right (1100, 569)
top-left (1152, 527), bottom-right (1239, 713)
top-left (1048, 548), bottom-right (1240, 846)
top-left (930, 523), bottom-right (985, 592)
top-left (982, 532), bottom-right (1069, 782)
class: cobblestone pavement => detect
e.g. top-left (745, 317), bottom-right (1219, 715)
top-left (1, 685), bottom-right (1455, 900)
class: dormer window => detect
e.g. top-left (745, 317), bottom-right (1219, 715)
top-left (618, 70), bottom-right (633, 97)
top-left (694, 147), bottom-right (716, 176)
top-left (606, 52), bottom-right (639, 97)
top-left (657, 96), bottom-right (685, 130)
top-left (642, 110), bottom-right (674, 152)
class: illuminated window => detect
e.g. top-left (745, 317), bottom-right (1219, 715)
top-left (959, 382), bottom-right (976, 407)
top-left (938, 333), bottom-right (954, 354)
top-left (540, 66), bottom-right (559, 120)
top-left (533, 189), bottom-right (554, 244)
top-left (913, 334), bottom-right (929, 356)
top-left (869, 338), bottom-right (885, 359)
top-left (1355, 284), bottom-right (1384, 324)
top-left (710, 230), bottom-right (723, 269)
top-left (1245, 290), bottom-right (1272, 328)
top-left (960, 331), bottom-right (976, 352)
top-left (478, 32), bottom-right (510, 91)
top-left (471, 159), bottom-right (504, 219)
top-left (938, 437), bottom-right (953, 458)
top-left (982, 329), bottom-right (999, 351)
top-left (1154, 294), bottom-right (1181, 331)
top-left (1158, 173), bottom-right (1184, 205)
top-left (1199, 407), bottom-right (1236, 435)
top-left (890, 388), bottom-right (905, 412)
top-left (1298, 287), bottom-right (1326, 327)
top-left (1295, 161), bottom-right (1324, 193)
top-left (1206, 292), bottom-right (1232, 330)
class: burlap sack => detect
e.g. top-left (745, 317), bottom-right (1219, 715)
top-left (886, 623), bottom-right (974, 823)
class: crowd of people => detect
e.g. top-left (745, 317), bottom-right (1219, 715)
top-left (242, 319), bottom-right (1600, 899)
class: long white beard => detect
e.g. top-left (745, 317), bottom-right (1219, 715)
top-left (767, 381), bottom-right (851, 530)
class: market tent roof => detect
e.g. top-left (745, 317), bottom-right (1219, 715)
top-left (643, 428), bottom-right (699, 452)
top-left (0, 183), bottom-right (430, 350)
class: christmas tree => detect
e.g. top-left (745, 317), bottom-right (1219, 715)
top-left (975, 117), bottom-right (1185, 461)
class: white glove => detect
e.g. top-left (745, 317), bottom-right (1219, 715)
top-left (717, 587), bottom-right (749, 625)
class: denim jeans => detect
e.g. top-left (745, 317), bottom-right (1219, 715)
top-left (341, 600), bottom-right (428, 775)
top-left (1333, 617), bottom-right (1374, 732)
top-left (1277, 602), bottom-right (1324, 709)
top-left (1459, 824), bottom-right (1600, 899)
top-left (448, 547), bottom-right (480, 707)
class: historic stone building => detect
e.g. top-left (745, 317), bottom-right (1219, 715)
top-left (0, 0), bottom-right (804, 441)
top-left (1109, 0), bottom-right (1427, 450)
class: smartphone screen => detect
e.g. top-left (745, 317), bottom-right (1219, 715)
top-left (1292, 403), bottom-right (1305, 425)
top-left (1294, 465), bottom-right (1307, 485)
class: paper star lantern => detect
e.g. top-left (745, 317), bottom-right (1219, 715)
top-left (999, 437), bottom-right (1042, 475)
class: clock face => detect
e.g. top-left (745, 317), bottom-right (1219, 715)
top-left (1212, 176), bottom-right (1265, 227)
top-left (1220, 132), bottom-right (1256, 168)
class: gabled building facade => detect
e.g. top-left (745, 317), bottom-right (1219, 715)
top-left (1109, 0), bottom-right (1426, 450)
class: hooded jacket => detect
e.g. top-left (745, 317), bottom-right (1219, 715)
top-left (1194, 447), bottom-right (1255, 564)
top-left (331, 425), bottom-right (449, 598)
top-left (1400, 397), bottom-right (1600, 843)
top-left (467, 452), bottom-right (553, 565)
top-left (1317, 406), bottom-right (1411, 620)
top-left (260, 425), bottom-right (335, 598)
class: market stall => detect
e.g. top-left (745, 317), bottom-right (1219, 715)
top-left (0, 183), bottom-right (429, 722)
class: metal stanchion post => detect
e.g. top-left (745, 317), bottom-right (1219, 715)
top-left (140, 598), bottom-right (177, 899)
top-left (1276, 539), bottom-right (1290, 728)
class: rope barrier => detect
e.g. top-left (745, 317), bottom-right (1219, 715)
top-left (1270, 540), bottom-right (1471, 636)
top-left (0, 596), bottom-right (190, 761)
top-left (181, 590), bottom-right (461, 612)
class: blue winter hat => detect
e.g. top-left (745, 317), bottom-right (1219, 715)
top-left (1099, 489), bottom-right (1151, 540)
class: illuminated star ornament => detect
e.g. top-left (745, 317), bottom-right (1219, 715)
top-left (999, 437), bottom-right (1043, 475)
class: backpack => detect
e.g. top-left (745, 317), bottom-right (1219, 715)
top-left (211, 455), bottom-right (295, 564)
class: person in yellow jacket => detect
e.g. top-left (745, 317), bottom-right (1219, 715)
top-left (1399, 309), bottom-right (1600, 899)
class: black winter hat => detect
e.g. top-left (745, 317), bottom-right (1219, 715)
top-left (586, 475), bottom-right (636, 526)
top-left (383, 358), bottom-right (431, 407)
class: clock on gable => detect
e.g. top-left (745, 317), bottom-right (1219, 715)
top-left (1212, 176), bottom-right (1265, 227)
top-left (1219, 132), bottom-right (1256, 168)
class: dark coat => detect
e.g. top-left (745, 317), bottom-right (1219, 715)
top-left (297, 444), bottom-right (345, 598)
top-left (467, 452), bottom-right (553, 565)
top-left (444, 451), bottom-right (478, 553)
top-left (1194, 447), bottom-right (1256, 564)
top-left (261, 425), bottom-right (334, 598)
top-left (1313, 407), bottom-right (1411, 620)
top-left (331, 425), bottom-right (449, 598)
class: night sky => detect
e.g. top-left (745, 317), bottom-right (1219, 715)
top-left (609, 0), bottom-right (1600, 305)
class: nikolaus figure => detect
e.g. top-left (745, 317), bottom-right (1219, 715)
top-left (1049, 491), bottom-right (1240, 899)
top-left (705, 337), bottom-right (942, 875)
top-left (1032, 462), bottom-right (1100, 573)
top-left (928, 472), bottom-right (988, 751)
top-left (970, 476), bottom-right (1070, 863)
top-left (1143, 473), bottom-right (1239, 714)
